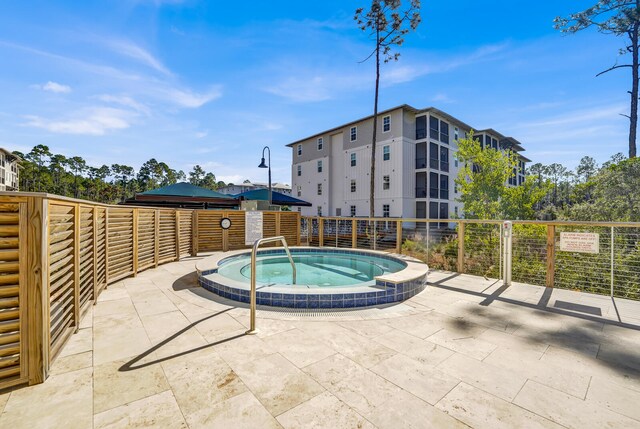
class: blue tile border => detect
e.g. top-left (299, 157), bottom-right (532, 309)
top-left (198, 271), bottom-right (428, 309)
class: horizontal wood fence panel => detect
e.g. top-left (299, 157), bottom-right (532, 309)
top-left (158, 210), bottom-right (176, 263)
top-left (48, 203), bottom-right (75, 360)
top-left (107, 208), bottom-right (134, 281)
top-left (226, 212), bottom-right (246, 250)
top-left (94, 208), bottom-right (107, 295)
top-left (137, 209), bottom-right (156, 271)
top-left (196, 211), bottom-right (223, 251)
top-left (0, 201), bottom-right (24, 387)
top-left (179, 211), bottom-right (192, 257)
top-left (78, 207), bottom-right (94, 313)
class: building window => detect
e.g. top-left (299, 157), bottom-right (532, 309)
top-left (317, 183), bottom-right (322, 195)
top-left (454, 127), bottom-right (459, 141)
top-left (350, 126), bottom-right (357, 142)
top-left (383, 204), bottom-right (390, 218)
top-left (439, 203), bottom-right (449, 219)
top-left (429, 172), bottom-right (439, 199)
top-left (440, 121), bottom-right (449, 144)
top-left (383, 145), bottom-right (390, 161)
top-left (429, 201), bottom-right (438, 219)
top-left (429, 143), bottom-right (439, 169)
top-left (416, 142), bottom-right (427, 169)
top-left (317, 160), bottom-right (323, 173)
top-left (350, 180), bottom-right (356, 192)
top-left (297, 144), bottom-right (302, 156)
top-left (383, 116), bottom-right (391, 132)
top-left (317, 206), bottom-right (322, 216)
top-left (297, 207), bottom-right (301, 212)
top-left (454, 154), bottom-right (459, 168)
top-left (336, 208), bottom-right (342, 216)
top-left (383, 175), bottom-right (390, 190)
top-left (475, 134), bottom-right (483, 149)
top-left (297, 165), bottom-right (301, 176)
top-left (454, 183), bottom-right (458, 194)
top-left (440, 146), bottom-right (449, 172)
top-left (429, 116), bottom-right (439, 140)
top-left (440, 175), bottom-right (449, 199)
top-left (317, 137), bottom-right (323, 150)
top-left (350, 205), bottom-right (356, 217)
top-left (454, 206), bottom-right (459, 216)
top-left (297, 186), bottom-right (302, 197)
top-left (416, 172), bottom-right (427, 198)
top-left (350, 153), bottom-right (356, 167)
top-left (416, 115), bottom-right (427, 140)
top-left (416, 201), bottom-right (426, 219)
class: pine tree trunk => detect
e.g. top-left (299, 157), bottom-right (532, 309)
top-left (370, 26), bottom-right (380, 220)
top-left (630, 22), bottom-right (639, 158)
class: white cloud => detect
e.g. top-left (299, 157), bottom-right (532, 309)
top-left (431, 93), bottom-right (454, 104)
top-left (195, 131), bottom-right (208, 139)
top-left (158, 86), bottom-right (222, 108)
top-left (23, 107), bottom-right (135, 135)
top-left (32, 81), bottom-right (72, 93)
top-left (95, 94), bottom-right (150, 115)
top-left (105, 39), bottom-right (172, 76)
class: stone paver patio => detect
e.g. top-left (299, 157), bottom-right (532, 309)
top-left (1, 254), bottom-right (640, 428)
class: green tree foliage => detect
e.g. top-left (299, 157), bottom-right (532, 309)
top-left (564, 157), bottom-right (640, 221)
top-left (555, 1), bottom-right (640, 158)
top-left (355, 0), bottom-right (421, 217)
top-left (13, 145), bottom-right (226, 204)
top-left (455, 131), bottom-right (550, 220)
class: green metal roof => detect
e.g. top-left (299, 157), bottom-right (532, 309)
top-left (139, 182), bottom-right (235, 199)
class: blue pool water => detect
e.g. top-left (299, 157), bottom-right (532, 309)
top-left (217, 251), bottom-right (406, 287)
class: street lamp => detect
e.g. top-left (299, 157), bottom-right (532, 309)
top-left (258, 146), bottom-right (272, 206)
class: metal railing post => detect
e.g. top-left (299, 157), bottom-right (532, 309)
top-left (247, 236), bottom-right (296, 335)
top-left (503, 221), bottom-right (512, 286)
top-left (611, 226), bottom-right (615, 297)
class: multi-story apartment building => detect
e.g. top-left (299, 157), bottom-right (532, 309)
top-left (0, 148), bottom-right (20, 192)
top-left (287, 105), bottom-right (529, 220)
top-left (217, 181), bottom-right (292, 196)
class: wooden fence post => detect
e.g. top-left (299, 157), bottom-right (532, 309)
top-left (73, 204), bottom-right (80, 331)
top-left (132, 208), bottom-right (138, 276)
top-left (396, 220), bottom-right (403, 254)
top-left (104, 207), bottom-right (110, 285)
top-left (318, 218), bottom-right (324, 247)
top-left (296, 213), bottom-right (301, 246)
top-left (191, 210), bottom-right (198, 256)
top-left (352, 219), bottom-right (357, 249)
top-left (175, 211), bottom-right (181, 261)
top-left (154, 209), bottom-right (159, 267)
top-left (457, 222), bottom-right (465, 274)
top-left (92, 206), bottom-right (98, 301)
top-left (546, 225), bottom-right (555, 288)
top-left (26, 197), bottom-right (49, 384)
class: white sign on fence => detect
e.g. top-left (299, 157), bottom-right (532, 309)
top-left (559, 232), bottom-right (599, 254)
top-left (245, 211), bottom-right (263, 245)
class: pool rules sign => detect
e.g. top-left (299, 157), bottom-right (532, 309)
top-left (245, 211), bottom-right (263, 245)
top-left (559, 232), bottom-right (599, 254)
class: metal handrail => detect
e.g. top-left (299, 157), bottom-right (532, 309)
top-left (246, 236), bottom-right (296, 334)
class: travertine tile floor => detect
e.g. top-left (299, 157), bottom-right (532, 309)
top-left (2, 254), bottom-right (640, 428)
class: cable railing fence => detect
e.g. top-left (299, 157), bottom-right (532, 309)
top-left (302, 216), bottom-right (640, 302)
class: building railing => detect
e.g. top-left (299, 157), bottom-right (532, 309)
top-left (301, 216), bottom-right (640, 302)
top-left (0, 192), bottom-right (300, 390)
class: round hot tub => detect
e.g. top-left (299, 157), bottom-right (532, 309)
top-left (197, 247), bottom-right (428, 309)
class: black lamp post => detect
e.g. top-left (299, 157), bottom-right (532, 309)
top-left (258, 146), bottom-right (272, 206)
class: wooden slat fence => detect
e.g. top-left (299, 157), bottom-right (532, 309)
top-left (0, 191), bottom-right (301, 390)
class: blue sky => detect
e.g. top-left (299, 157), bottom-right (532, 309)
top-left (0, 0), bottom-right (630, 184)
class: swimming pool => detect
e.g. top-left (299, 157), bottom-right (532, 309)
top-left (197, 247), bottom-right (429, 309)
top-left (217, 251), bottom-right (406, 287)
